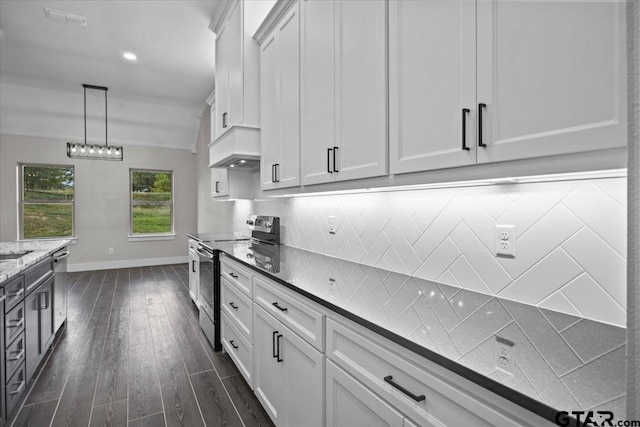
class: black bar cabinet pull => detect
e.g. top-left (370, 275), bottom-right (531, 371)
top-left (383, 376), bottom-right (425, 402)
top-left (215, 181), bottom-right (220, 193)
top-left (229, 273), bottom-right (238, 279)
top-left (229, 340), bottom-right (238, 350)
top-left (271, 164), bottom-right (275, 183)
top-left (229, 302), bottom-right (238, 310)
top-left (274, 164), bottom-right (280, 182)
top-left (272, 331), bottom-right (279, 358)
top-left (276, 334), bottom-right (283, 362)
top-left (192, 261), bottom-right (196, 273)
top-left (462, 108), bottom-right (470, 151)
top-left (222, 112), bottom-right (228, 128)
top-left (333, 146), bottom-right (339, 172)
top-left (327, 148), bottom-right (333, 173)
top-left (272, 302), bottom-right (288, 312)
top-left (478, 103), bottom-right (487, 147)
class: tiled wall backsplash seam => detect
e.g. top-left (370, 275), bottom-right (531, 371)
top-left (233, 177), bottom-right (627, 327)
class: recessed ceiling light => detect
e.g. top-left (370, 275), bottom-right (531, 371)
top-left (123, 52), bottom-right (137, 61)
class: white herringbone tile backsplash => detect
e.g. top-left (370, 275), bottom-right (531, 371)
top-left (233, 177), bottom-right (627, 327)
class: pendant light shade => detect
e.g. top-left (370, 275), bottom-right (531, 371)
top-left (67, 84), bottom-right (123, 161)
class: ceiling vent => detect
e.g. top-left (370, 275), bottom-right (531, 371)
top-left (43, 8), bottom-right (87, 26)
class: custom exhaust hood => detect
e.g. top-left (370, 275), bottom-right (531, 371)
top-left (208, 125), bottom-right (260, 169)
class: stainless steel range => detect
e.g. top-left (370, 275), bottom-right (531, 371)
top-left (196, 215), bottom-right (280, 351)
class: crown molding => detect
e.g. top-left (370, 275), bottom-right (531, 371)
top-left (254, 0), bottom-right (297, 45)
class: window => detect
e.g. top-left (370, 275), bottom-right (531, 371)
top-left (20, 164), bottom-right (75, 239)
top-left (130, 169), bottom-right (173, 235)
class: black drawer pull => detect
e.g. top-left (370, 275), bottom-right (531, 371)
top-left (192, 260), bottom-right (196, 273)
top-left (276, 334), bottom-right (283, 362)
top-left (327, 148), bottom-right (333, 173)
top-left (229, 302), bottom-right (238, 310)
top-left (229, 340), bottom-right (238, 350)
top-left (272, 331), bottom-right (279, 359)
top-left (9, 349), bottom-right (24, 362)
top-left (9, 380), bottom-right (25, 396)
top-left (272, 302), bottom-right (288, 312)
top-left (384, 376), bottom-right (425, 402)
top-left (229, 272), bottom-right (238, 279)
top-left (333, 146), bottom-right (339, 172)
top-left (8, 319), bottom-right (23, 329)
top-left (222, 112), bottom-right (228, 128)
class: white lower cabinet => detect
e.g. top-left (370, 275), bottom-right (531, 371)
top-left (253, 304), bottom-right (324, 427)
top-left (221, 311), bottom-right (253, 388)
top-left (326, 360), bottom-right (406, 427)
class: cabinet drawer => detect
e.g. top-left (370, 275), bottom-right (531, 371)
top-left (25, 258), bottom-right (53, 295)
top-left (5, 331), bottom-right (25, 381)
top-left (6, 361), bottom-right (26, 416)
top-left (220, 257), bottom-right (252, 297)
top-left (221, 311), bottom-right (254, 389)
top-left (5, 302), bottom-right (25, 347)
top-left (327, 319), bottom-right (534, 427)
top-left (254, 275), bottom-right (325, 352)
top-left (221, 277), bottom-right (253, 343)
top-left (3, 275), bottom-right (24, 312)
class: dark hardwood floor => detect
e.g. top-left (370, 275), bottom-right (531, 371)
top-left (11, 264), bottom-right (274, 427)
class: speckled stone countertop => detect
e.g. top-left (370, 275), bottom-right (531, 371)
top-left (199, 239), bottom-right (626, 425)
top-left (0, 240), bottom-right (70, 284)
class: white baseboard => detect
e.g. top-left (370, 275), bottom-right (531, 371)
top-left (68, 255), bottom-right (188, 272)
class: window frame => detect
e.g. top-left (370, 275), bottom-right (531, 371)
top-left (129, 168), bottom-right (175, 237)
top-left (19, 163), bottom-right (76, 240)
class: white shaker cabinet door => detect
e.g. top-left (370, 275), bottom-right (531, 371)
top-left (334, 0), bottom-right (388, 182)
top-left (476, 0), bottom-right (627, 163)
top-left (301, 0), bottom-right (336, 186)
top-left (215, 21), bottom-right (230, 139)
top-left (389, 0), bottom-right (476, 174)
top-left (326, 360), bottom-right (405, 427)
top-left (260, 30), bottom-right (280, 191)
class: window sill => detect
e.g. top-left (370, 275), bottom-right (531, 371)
top-left (128, 234), bottom-right (176, 242)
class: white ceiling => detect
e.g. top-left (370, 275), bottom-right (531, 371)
top-left (0, 0), bottom-right (221, 109)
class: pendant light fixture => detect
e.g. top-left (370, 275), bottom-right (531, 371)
top-left (67, 84), bottom-right (123, 161)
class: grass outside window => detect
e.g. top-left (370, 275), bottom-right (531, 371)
top-left (130, 169), bottom-right (173, 235)
top-left (20, 164), bottom-right (74, 239)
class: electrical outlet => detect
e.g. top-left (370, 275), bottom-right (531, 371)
top-left (328, 277), bottom-right (336, 298)
top-left (108, 248), bottom-right (114, 254)
top-left (328, 216), bottom-right (336, 235)
top-left (495, 336), bottom-right (515, 375)
top-left (496, 225), bottom-right (515, 257)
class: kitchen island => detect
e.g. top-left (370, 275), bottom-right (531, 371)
top-left (0, 240), bottom-right (70, 284)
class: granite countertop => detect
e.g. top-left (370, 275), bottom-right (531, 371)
top-left (0, 240), bottom-right (71, 284)
top-left (208, 240), bottom-right (626, 425)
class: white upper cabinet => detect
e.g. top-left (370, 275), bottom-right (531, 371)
top-left (389, 0), bottom-right (476, 174)
top-left (334, 0), bottom-right (388, 182)
top-left (214, 0), bottom-right (270, 140)
top-left (476, 0), bottom-right (627, 163)
top-left (300, 0), bottom-right (388, 186)
top-left (259, 3), bottom-right (301, 190)
top-left (300, 0), bottom-right (335, 186)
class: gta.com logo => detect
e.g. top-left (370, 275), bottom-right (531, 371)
top-left (556, 411), bottom-right (640, 426)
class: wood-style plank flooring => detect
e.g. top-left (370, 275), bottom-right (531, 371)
top-left (11, 264), bottom-right (274, 427)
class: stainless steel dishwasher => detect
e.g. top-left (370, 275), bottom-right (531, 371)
top-left (52, 247), bottom-right (69, 332)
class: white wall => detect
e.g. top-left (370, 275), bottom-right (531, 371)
top-left (232, 176), bottom-right (628, 327)
top-left (0, 134), bottom-right (197, 270)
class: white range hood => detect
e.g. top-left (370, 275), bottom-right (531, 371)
top-left (208, 125), bottom-right (260, 169)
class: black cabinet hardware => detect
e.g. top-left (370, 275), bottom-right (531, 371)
top-left (272, 164), bottom-right (275, 183)
top-left (462, 108), bottom-right (470, 151)
top-left (215, 181), bottom-right (220, 193)
top-left (192, 261), bottom-right (196, 273)
top-left (229, 340), bottom-right (238, 349)
top-left (274, 164), bottom-right (280, 182)
top-left (276, 334), bottom-right (283, 362)
top-left (229, 272), bottom-right (238, 279)
top-left (272, 302), bottom-right (288, 312)
top-left (383, 375), bottom-right (425, 402)
top-left (272, 331), bottom-right (279, 358)
top-left (222, 112), bottom-right (228, 128)
top-left (478, 103), bottom-right (487, 147)
top-left (327, 148), bottom-right (333, 173)
top-left (229, 302), bottom-right (238, 310)
top-left (333, 146), bottom-right (339, 172)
